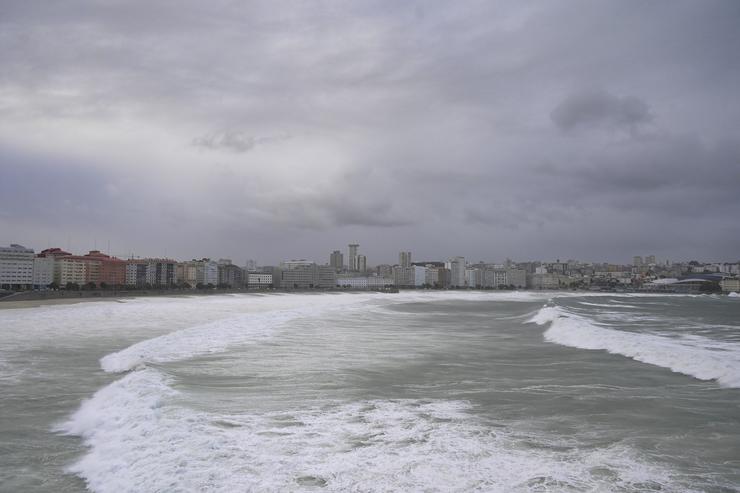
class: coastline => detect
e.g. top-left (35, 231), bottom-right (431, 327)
top-left (0, 289), bottom-right (259, 310)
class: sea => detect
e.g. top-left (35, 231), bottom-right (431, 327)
top-left (0, 291), bottom-right (738, 492)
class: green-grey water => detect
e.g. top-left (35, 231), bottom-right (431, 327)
top-left (0, 291), bottom-right (738, 492)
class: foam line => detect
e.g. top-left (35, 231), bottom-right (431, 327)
top-left (528, 306), bottom-right (740, 388)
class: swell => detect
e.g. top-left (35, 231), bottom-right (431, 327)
top-left (528, 306), bottom-right (740, 388)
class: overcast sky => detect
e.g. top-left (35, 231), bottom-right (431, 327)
top-left (1, 1), bottom-right (739, 265)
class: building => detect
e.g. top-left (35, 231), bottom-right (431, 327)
top-left (126, 260), bottom-right (148, 287)
top-left (413, 266), bottom-right (426, 287)
top-left (399, 251), bottom-right (412, 268)
top-left (349, 245), bottom-right (359, 270)
top-left (393, 266), bottom-right (415, 288)
top-left (128, 259), bottom-right (179, 288)
top-left (633, 256), bottom-right (643, 266)
top-left (55, 256), bottom-right (87, 286)
top-left (32, 255), bottom-right (55, 289)
top-left (178, 259), bottom-right (218, 288)
top-left (280, 261), bottom-right (336, 289)
top-left (482, 269), bottom-right (507, 288)
top-left (82, 250), bottom-right (127, 287)
top-left (465, 268), bottom-right (481, 288)
top-left (719, 278), bottom-right (740, 293)
top-left (424, 266), bottom-right (439, 287)
top-left (506, 269), bottom-right (526, 288)
top-left (437, 267), bottom-right (451, 288)
top-left (348, 244), bottom-right (359, 271)
top-left (329, 250), bottom-right (344, 271)
top-left (218, 259), bottom-right (244, 288)
top-left (376, 264), bottom-right (393, 278)
top-left (356, 254), bottom-right (367, 273)
top-left (336, 275), bottom-right (394, 289)
top-left (0, 244), bottom-right (35, 290)
top-left (447, 257), bottom-right (466, 287)
top-left (248, 273), bottom-right (273, 289)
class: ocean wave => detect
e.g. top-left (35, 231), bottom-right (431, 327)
top-left (528, 306), bottom-right (740, 388)
top-left (56, 368), bottom-right (693, 493)
top-left (99, 294), bottom-right (381, 373)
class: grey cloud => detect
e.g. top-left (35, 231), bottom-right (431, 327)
top-left (551, 90), bottom-right (653, 132)
top-left (192, 131), bottom-right (290, 153)
top-left (2, 1), bottom-right (740, 263)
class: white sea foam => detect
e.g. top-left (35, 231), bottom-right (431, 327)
top-left (99, 293), bottom-right (382, 373)
top-left (729, 292), bottom-right (739, 298)
top-left (578, 301), bottom-right (639, 309)
top-left (56, 368), bottom-right (692, 493)
top-left (528, 306), bottom-right (740, 388)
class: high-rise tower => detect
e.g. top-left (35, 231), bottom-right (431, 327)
top-left (399, 251), bottom-right (412, 268)
top-left (348, 244), bottom-right (359, 271)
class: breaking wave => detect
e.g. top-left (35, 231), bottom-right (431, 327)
top-left (55, 368), bottom-right (692, 493)
top-left (528, 306), bottom-right (740, 388)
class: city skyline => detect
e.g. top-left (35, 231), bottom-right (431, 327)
top-left (2, 2), bottom-right (740, 264)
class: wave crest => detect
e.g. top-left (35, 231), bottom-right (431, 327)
top-left (528, 306), bottom-right (740, 388)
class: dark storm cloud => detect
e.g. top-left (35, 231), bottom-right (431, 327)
top-left (1, 0), bottom-right (740, 263)
top-left (551, 90), bottom-right (652, 132)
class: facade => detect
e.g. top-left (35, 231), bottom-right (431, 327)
top-left (126, 261), bottom-right (148, 287)
top-left (348, 244), bottom-right (359, 271)
top-left (178, 258), bottom-right (219, 287)
top-left (399, 251), bottom-right (412, 269)
top-left (127, 259), bottom-right (178, 287)
top-left (55, 257), bottom-right (87, 286)
top-left (82, 250), bottom-right (127, 286)
top-left (528, 273), bottom-right (567, 289)
top-left (465, 268), bottom-right (481, 288)
top-left (33, 256), bottom-right (55, 289)
top-left (413, 266), bottom-right (425, 286)
top-left (506, 269), bottom-right (526, 288)
top-left (329, 250), bottom-right (344, 271)
top-left (376, 264), bottom-right (393, 278)
top-left (720, 278), bottom-right (740, 293)
top-left (447, 257), bottom-right (466, 287)
top-left (247, 273), bottom-right (273, 288)
top-left (0, 244), bottom-right (35, 289)
top-left (424, 267), bottom-right (439, 286)
top-left (356, 255), bottom-right (367, 273)
top-left (280, 262), bottom-right (336, 289)
top-left (437, 267), bottom-right (451, 288)
top-left (393, 266), bottom-right (415, 288)
top-left (203, 260), bottom-right (218, 286)
top-left (218, 259), bottom-right (244, 287)
top-left (337, 276), bottom-right (394, 289)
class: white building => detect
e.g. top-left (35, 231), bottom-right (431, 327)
top-left (447, 257), bottom-right (466, 287)
top-left (413, 266), bottom-right (425, 287)
top-left (465, 268), bottom-right (481, 288)
top-left (32, 256), bottom-right (55, 289)
top-left (337, 276), bottom-right (393, 289)
top-left (0, 244), bottom-right (35, 289)
top-left (55, 257), bottom-right (87, 286)
top-left (399, 251), bottom-right (412, 268)
top-left (425, 267), bottom-right (439, 286)
top-left (248, 273), bottom-right (273, 288)
top-left (203, 260), bottom-right (219, 285)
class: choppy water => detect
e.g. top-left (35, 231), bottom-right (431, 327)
top-left (0, 291), bottom-right (739, 492)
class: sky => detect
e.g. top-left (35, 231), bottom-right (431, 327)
top-left (1, 0), bottom-right (739, 266)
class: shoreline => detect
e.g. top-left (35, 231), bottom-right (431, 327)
top-left (0, 289), bottom-right (264, 310)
